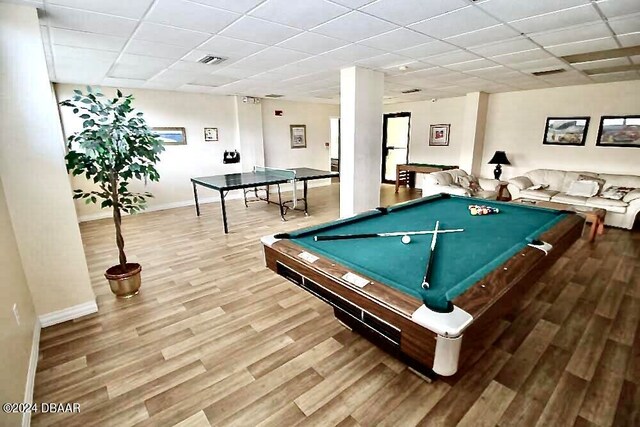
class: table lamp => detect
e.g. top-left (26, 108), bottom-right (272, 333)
top-left (488, 151), bottom-right (510, 180)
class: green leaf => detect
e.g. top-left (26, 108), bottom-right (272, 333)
top-left (73, 89), bottom-right (82, 95)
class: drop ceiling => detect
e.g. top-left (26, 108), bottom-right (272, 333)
top-left (6, 0), bottom-right (640, 103)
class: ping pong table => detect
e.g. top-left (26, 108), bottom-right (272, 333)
top-left (191, 166), bottom-right (339, 233)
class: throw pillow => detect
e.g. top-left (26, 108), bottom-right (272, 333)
top-left (458, 175), bottom-right (481, 195)
top-left (578, 174), bottom-right (606, 194)
top-left (526, 184), bottom-right (549, 191)
top-left (623, 189), bottom-right (640, 203)
top-left (600, 186), bottom-right (635, 200)
top-left (566, 180), bottom-right (599, 197)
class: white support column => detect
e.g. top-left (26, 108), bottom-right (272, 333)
top-left (339, 66), bottom-right (384, 218)
top-left (458, 92), bottom-right (489, 176)
top-left (234, 96), bottom-right (265, 171)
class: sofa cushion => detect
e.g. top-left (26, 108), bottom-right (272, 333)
top-left (561, 171), bottom-right (598, 193)
top-left (519, 189), bottom-right (559, 201)
top-left (508, 176), bottom-right (533, 190)
top-left (623, 189), bottom-right (640, 203)
top-left (598, 173), bottom-right (640, 189)
top-left (425, 171), bottom-right (455, 186)
top-left (578, 174), bottom-right (606, 194)
top-left (525, 169), bottom-right (566, 191)
top-left (551, 193), bottom-right (588, 205)
top-left (600, 186), bottom-right (635, 200)
top-left (566, 180), bottom-right (599, 197)
top-left (586, 197), bottom-right (628, 213)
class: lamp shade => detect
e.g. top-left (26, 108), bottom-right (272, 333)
top-left (488, 151), bottom-right (510, 165)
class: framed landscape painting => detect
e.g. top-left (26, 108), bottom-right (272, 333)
top-left (543, 117), bottom-right (590, 146)
top-left (596, 115), bottom-right (640, 148)
top-left (153, 127), bottom-right (187, 145)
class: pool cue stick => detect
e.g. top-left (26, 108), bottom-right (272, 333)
top-left (314, 228), bottom-right (463, 241)
top-left (422, 220), bottom-right (439, 290)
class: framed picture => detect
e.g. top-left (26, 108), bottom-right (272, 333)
top-left (204, 127), bottom-right (219, 141)
top-left (429, 124), bottom-right (450, 146)
top-left (596, 115), bottom-right (640, 148)
top-left (542, 117), bottom-right (590, 146)
top-left (153, 127), bottom-right (187, 145)
top-left (290, 124), bottom-right (307, 149)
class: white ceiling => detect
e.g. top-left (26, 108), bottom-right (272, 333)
top-left (6, 0), bottom-right (640, 103)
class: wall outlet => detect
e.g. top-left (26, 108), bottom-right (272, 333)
top-left (13, 303), bottom-right (20, 326)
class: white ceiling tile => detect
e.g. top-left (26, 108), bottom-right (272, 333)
top-left (426, 50), bottom-right (481, 66)
top-left (395, 41), bottom-right (456, 59)
top-left (125, 39), bottom-right (192, 59)
top-left (110, 54), bottom-right (175, 79)
top-left (277, 32), bottom-right (349, 55)
top-left (617, 32), bottom-right (640, 47)
top-left (509, 5), bottom-right (601, 34)
top-left (491, 48), bottom-right (553, 65)
top-left (289, 55), bottom-right (350, 71)
top-left (477, 0), bottom-right (590, 22)
top-left (50, 27), bottom-right (127, 52)
top-left (608, 13), bottom-right (640, 35)
top-left (573, 57), bottom-right (631, 70)
top-left (509, 57), bottom-right (567, 72)
top-left (231, 47), bottom-right (309, 70)
top-left (150, 68), bottom-right (211, 85)
top-left (445, 25), bottom-right (520, 48)
top-left (358, 28), bottom-right (432, 51)
top-left (250, 0), bottom-right (349, 30)
top-left (220, 16), bottom-right (302, 44)
top-left (468, 37), bottom-right (538, 57)
top-left (319, 43), bottom-right (385, 61)
top-left (191, 74), bottom-right (239, 86)
top-left (539, 70), bottom-right (591, 84)
top-left (199, 36), bottom-right (267, 58)
top-left (330, 0), bottom-right (375, 8)
top-left (53, 44), bottom-right (119, 61)
top-left (209, 66), bottom-right (262, 79)
top-left (590, 70), bottom-right (640, 82)
top-left (54, 60), bottom-right (111, 84)
top-left (447, 58), bottom-right (497, 71)
top-left (360, 0), bottom-right (468, 26)
top-left (465, 66), bottom-right (523, 79)
top-left (355, 53), bottom-right (414, 69)
top-left (48, 0), bottom-right (154, 19)
top-left (546, 37), bottom-right (619, 56)
top-left (143, 80), bottom-right (182, 90)
top-left (311, 11), bottom-right (398, 42)
top-left (529, 23), bottom-right (612, 46)
top-left (134, 22), bottom-right (211, 48)
top-left (409, 7), bottom-right (499, 39)
top-left (146, 0), bottom-right (240, 34)
top-left (595, 0), bottom-right (640, 19)
top-left (188, 0), bottom-right (264, 13)
top-left (170, 60), bottom-right (224, 73)
top-left (44, 5), bottom-right (138, 37)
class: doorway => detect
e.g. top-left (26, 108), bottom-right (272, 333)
top-left (329, 117), bottom-right (340, 183)
top-left (382, 112), bottom-right (411, 184)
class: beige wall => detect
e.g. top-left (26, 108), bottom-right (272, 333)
top-left (0, 4), bottom-right (95, 318)
top-left (0, 177), bottom-right (38, 427)
top-left (384, 96), bottom-right (466, 167)
top-left (481, 80), bottom-right (640, 180)
top-left (262, 98), bottom-right (339, 171)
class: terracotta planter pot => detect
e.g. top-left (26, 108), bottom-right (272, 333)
top-left (104, 263), bottom-right (142, 298)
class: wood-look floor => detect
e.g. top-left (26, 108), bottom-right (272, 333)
top-left (32, 184), bottom-right (640, 427)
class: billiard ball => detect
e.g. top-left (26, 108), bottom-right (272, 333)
top-left (401, 235), bottom-right (411, 244)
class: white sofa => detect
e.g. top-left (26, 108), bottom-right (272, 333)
top-left (420, 169), bottom-right (500, 200)
top-left (507, 169), bottom-right (640, 229)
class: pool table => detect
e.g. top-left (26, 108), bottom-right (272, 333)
top-left (261, 194), bottom-right (584, 379)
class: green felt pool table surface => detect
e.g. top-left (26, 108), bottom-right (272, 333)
top-left (285, 194), bottom-right (570, 311)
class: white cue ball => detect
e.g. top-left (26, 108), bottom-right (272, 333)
top-left (401, 235), bottom-right (411, 244)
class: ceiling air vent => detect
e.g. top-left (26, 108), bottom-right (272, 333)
top-left (531, 68), bottom-right (566, 76)
top-left (197, 55), bottom-right (227, 65)
top-left (265, 94), bottom-right (284, 98)
top-left (401, 88), bottom-right (422, 94)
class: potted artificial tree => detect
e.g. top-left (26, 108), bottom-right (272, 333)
top-left (61, 87), bottom-right (164, 298)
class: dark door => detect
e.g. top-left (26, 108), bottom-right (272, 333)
top-left (382, 112), bottom-right (411, 184)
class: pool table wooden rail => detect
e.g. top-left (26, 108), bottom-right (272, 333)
top-left (262, 212), bottom-right (584, 379)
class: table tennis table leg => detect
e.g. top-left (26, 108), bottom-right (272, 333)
top-left (219, 189), bottom-right (229, 234)
top-left (303, 180), bottom-right (309, 216)
top-left (192, 182), bottom-right (201, 216)
top-left (276, 184), bottom-right (285, 221)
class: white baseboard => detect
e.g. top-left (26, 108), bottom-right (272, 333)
top-left (38, 300), bottom-right (98, 328)
top-left (77, 179), bottom-right (333, 223)
top-left (22, 320), bottom-right (41, 427)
